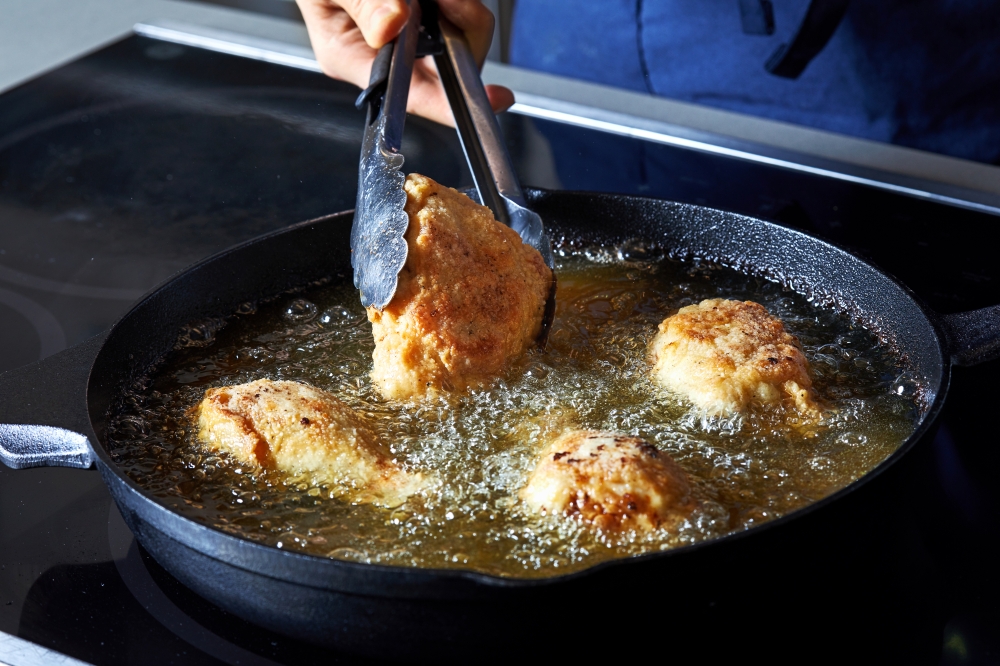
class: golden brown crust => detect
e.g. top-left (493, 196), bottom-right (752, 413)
top-left (195, 379), bottom-right (422, 506)
top-left (520, 430), bottom-right (693, 532)
top-left (367, 174), bottom-right (553, 400)
top-left (649, 298), bottom-right (821, 417)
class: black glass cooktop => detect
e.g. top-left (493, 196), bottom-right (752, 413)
top-left (1, 34), bottom-right (998, 665)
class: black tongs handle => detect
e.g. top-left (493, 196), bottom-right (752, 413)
top-left (433, 15), bottom-right (525, 226)
top-left (356, 0), bottom-right (422, 151)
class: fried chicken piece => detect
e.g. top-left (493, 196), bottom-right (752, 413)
top-left (520, 430), bottom-right (693, 532)
top-left (195, 379), bottom-right (422, 506)
top-left (367, 173), bottom-right (553, 400)
top-left (649, 298), bottom-right (821, 417)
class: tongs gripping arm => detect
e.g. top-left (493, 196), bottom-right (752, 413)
top-left (431, 7), bottom-right (554, 268)
top-left (352, 1), bottom-right (422, 310)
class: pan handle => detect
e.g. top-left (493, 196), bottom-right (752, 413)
top-left (0, 332), bottom-right (106, 470)
top-left (0, 424), bottom-right (92, 469)
top-left (939, 305), bottom-right (1000, 366)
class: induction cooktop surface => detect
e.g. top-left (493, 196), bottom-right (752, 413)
top-left (1, 33), bottom-right (998, 666)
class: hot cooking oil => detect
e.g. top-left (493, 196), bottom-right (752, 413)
top-left (107, 239), bottom-right (918, 578)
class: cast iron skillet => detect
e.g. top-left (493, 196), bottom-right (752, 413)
top-left (1, 190), bottom-right (998, 661)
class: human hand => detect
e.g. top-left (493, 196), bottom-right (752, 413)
top-left (296, 0), bottom-right (515, 126)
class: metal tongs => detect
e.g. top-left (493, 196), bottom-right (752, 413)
top-left (352, 0), bottom-right (556, 343)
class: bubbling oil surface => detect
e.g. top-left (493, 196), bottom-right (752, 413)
top-left (108, 241), bottom-right (918, 578)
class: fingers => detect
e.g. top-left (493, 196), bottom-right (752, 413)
top-left (437, 0), bottom-right (496, 67)
top-left (484, 85), bottom-right (516, 115)
top-left (297, 0), bottom-right (512, 125)
top-left (409, 59), bottom-right (514, 127)
top-left (411, 0), bottom-right (511, 124)
top-left (335, 0), bottom-right (410, 48)
top-left (297, 1), bottom-right (374, 88)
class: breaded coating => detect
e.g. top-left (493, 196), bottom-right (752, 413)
top-left (195, 379), bottom-right (421, 506)
top-left (367, 173), bottom-right (553, 400)
top-left (520, 430), bottom-right (693, 532)
top-left (649, 298), bottom-right (821, 417)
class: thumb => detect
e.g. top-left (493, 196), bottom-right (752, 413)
top-left (339, 0), bottom-right (410, 49)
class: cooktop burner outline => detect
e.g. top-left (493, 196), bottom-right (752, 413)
top-left (0, 287), bottom-right (66, 359)
top-left (0, 264), bottom-right (145, 301)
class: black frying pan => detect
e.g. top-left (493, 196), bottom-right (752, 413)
top-left (1, 190), bottom-right (996, 662)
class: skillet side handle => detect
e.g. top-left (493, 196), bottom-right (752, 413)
top-left (0, 332), bottom-right (107, 470)
top-left (940, 305), bottom-right (1000, 366)
top-left (0, 425), bottom-right (93, 469)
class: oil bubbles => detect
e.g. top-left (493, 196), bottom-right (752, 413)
top-left (320, 307), bottom-right (358, 324)
top-left (175, 317), bottom-right (226, 348)
top-left (283, 298), bottom-right (318, 322)
top-left (890, 371), bottom-right (919, 398)
top-left (836, 432), bottom-right (868, 447)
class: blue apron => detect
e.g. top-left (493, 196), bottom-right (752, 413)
top-left (510, 0), bottom-right (1000, 166)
